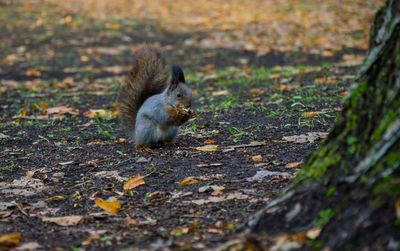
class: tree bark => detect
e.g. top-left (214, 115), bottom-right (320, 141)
top-left (241, 0), bottom-right (400, 249)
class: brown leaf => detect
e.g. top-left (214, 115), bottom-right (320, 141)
top-left (25, 69), bottom-right (41, 77)
top-left (94, 199), bottom-right (121, 213)
top-left (285, 162), bottom-right (301, 168)
top-left (83, 109), bottom-right (111, 118)
top-left (0, 233), bottom-right (20, 249)
top-left (322, 50), bottom-right (333, 57)
top-left (276, 84), bottom-right (290, 91)
top-left (82, 233), bottom-right (101, 245)
top-left (269, 73), bottom-right (281, 79)
top-left (283, 132), bottom-right (328, 144)
top-left (14, 241), bottom-right (41, 250)
top-left (203, 139), bottom-right (216, 144)
top-left (120, 215), bottom-right (137, 227)
top-left (37, 100), bottom-right (48, 110)
top-left (178, 177), bottom-right (199, 186)
top-left (16, 108), bottom-right (26, 123)
top-left (80, 55), bottom-right (89, 62)
top-left (339, 91), bottom-right (348, 98)
top-left (45, 106), bottom-right (79, 116)
top-left (396, 198), bottom-right (400, 220)
top-left (123, 174), bottom-right (145, 192)
top-left (42, 215), bottom-right (83, 226)
top-left (249, 88), bottom-right (265, 94)
top-left (306, 228), bottom-right (322, 239)
top-left (211, 90), bottom-right (228, 96)
top-left (195, 145), bottom-right (218, 152)
top-left (301, 112), bottom-right (319, 118)
top-left (252, 155), bottom-right (263, 162)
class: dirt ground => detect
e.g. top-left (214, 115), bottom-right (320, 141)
top-left (0, 1), bottom-right (379, 250)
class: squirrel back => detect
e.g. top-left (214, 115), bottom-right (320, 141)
top-left (117, 46), bottom-right (168, 129)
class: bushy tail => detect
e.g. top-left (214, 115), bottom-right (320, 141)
top-left (118, 45), bottom-right (168, 129)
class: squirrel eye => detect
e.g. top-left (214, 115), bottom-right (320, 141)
top-left (177, 93), bottom-right (182, 97)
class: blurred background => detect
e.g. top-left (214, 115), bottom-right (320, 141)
top-left (0, 0), bottom-right (383, 89)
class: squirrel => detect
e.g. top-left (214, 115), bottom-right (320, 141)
top-left (117, 45), bottom-right (193, 148)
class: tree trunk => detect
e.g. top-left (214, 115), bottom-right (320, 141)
top-left (241, 0), bottom-right (400, 249)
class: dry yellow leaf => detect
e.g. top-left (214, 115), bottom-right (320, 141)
top-left (42, 215), bottom-right (83, 226)
top-left (249, 88), bottom-right (265, 94)
top-left (178, 177), bottom-right (199, 186)
top-left (94, 199), bottom-right (121, 213)
top-left (0, 233), bottom-right (21, 248)
top-left (25, 69), bottom-right (41, 77)
top-left (63, 16), bottom-right (72, 24)
top-left (269, 73), bottom-right (281, 79)
top-left (276, 84), bottom-right (290, 91)
top-left (314, 77), bottom-right (326, 84)
top-left (306, 228), bottom-right (321, 239)
top-left (123, 174), bottom-right (145, 192)
top-left (322, 50), bottom-right (333, 57)
top-left (37, 100), bottom-right (48, 110)
top-left (285, 162), bottom-right (301, 168)
top-left (45, 106), bottom-right (79, 116)
top-left (301, 112), bottom-right (319, 118)
top-left (83, 109), bottom-right (110, 118)
top-left (339, 91), bottom-right (348, 98)
top-left (211, 90), bottom-right (228, 96)
top-left (204, 139), bottom-right (216, 144)
top-left (82, 233), bottom-right (100, 245)
top-left (80, 55), bottom-right (89, 62)
top-left (252, 155), bottom-right (263, 162)
top-left (196, 145), bottom-right (218, 152)
top-left (16, 108), bottom-right (26, 123)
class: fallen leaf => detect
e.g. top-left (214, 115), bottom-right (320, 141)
top-left (25, 69), bottom-right (41, 77)
top-left (120, 215), bottom-right (137, 227)
top-left (103, 65), bottom-right (125, 74)
top-left (269, 73), bottom-right (281, 79)
top-left (285, 162), bottom-right (301, 168)
top-left (195, 145), bottom-right (218, 152)
top-left (249, 88), bottom-right (265, 94)
top-left (83, 109), bottom-right (111, 118)
top-left (283, 132), bottom-right (328, 144)
top-left (45, 106), bottom-right (79, 116)
top-left (0, 233), bottom-right (20, 249)
top-left (179, 177), bottom-right (199, 186)
top-left (211, 90), bottom-right (228, 96)
top-left (80, 55), bottom-right (89, 62)
top-left (246, 170), bottom-right (293, 182)
top-left (0, 133), bottom-right (9, 139)
top-left (322, 50), bottom-right (333, 57)
top-left (396, 198), bottom-right (400, 219)
top-left (37, 100), bottom-right (48, 110)
top-left (314, 77), bottom-right (326, 84)
top-left (82, 233), bottom-right (101, 245)
top-left (123, 174), bottom-right (145, 192)
top-left (276, 84), bottom-right (290, 91)
top-left (339, 91), bottom-right (348, 98)
top-left (306, 228), bottom-right (322, 239)
top-left (16, 108), bottom-right (26, 123)
top-left (94, 198), bottom-right (121, 213)
top-left (15, 242), bottom-right (42, 251)
top-left (301, 112), bottom-right (319, 118)
top-left (198, 185), bottom-right (225, 193)
top-left (197, 163), bottom-right (223, 168)
top-left (204, 139), bottom-right (215, 144)
top-left (252, 155), bottom-right (263, 162)
top-left (42, 215), bottom-right (83, 226)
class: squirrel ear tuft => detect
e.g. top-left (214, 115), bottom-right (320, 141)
top-left (172, 64), bottom-right (185, 83)
top-left (169, 64), bottom-right (185, 92)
